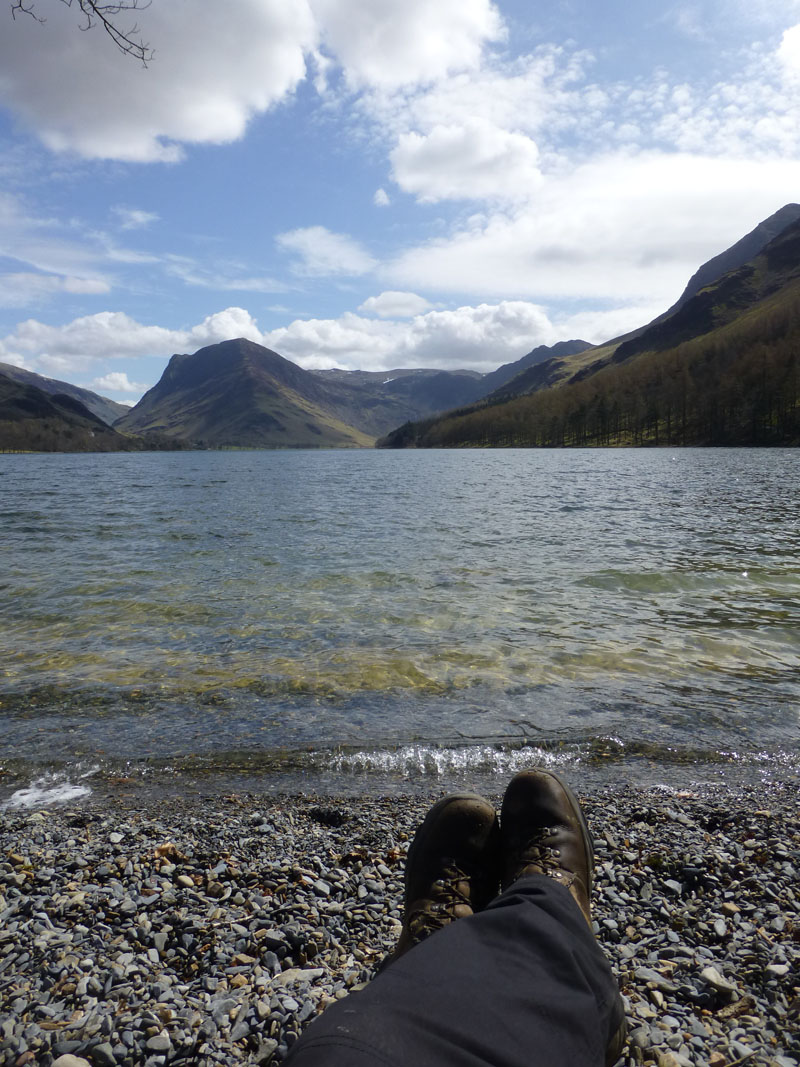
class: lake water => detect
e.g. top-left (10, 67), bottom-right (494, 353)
top-left (1, 448), bottom-right (798, 807)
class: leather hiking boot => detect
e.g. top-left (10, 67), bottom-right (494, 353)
top-left (501, 770), bottom-right (595, 925)
top-left (391, 793), bottom-right (501, 961)
top-left (501, 771), bottom-right (627, 1066)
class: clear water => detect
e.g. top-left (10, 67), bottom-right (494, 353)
top-left (1, 448), bottom-right (798, 804)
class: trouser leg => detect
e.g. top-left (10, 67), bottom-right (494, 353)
top-left (283, 874), bottom-right (622, 1067)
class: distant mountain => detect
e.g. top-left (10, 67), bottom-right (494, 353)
top-left (476, 339), bottom-right (593, 398)
top-left (116, 339), bottom-right (503, 448)
top-left (379, 209), bottom-right (800, 449)
top-left (313, 366), bottom-right (486, 414)
top-left (0, 361), bottom-right (128, 426)
top-left (0, 371), bottom-right (134, 452)
top-left (116, 338), bottom-right (375, 448)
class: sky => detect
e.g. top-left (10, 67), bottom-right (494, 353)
top-left (1, 0), bottom-right (800, 404)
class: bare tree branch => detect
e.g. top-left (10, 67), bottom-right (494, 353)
top-left (10, 0), bottom-right (154, 64)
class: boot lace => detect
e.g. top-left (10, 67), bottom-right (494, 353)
top-left (516, 826), bottom-right (567, 878)
top-left (405, 860), bottom-right (474, 944)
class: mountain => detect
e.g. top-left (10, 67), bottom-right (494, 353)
top-left (116, 339), bottom-right (505, 448)
top-left (483, 204), bottom-right (800, 405)
top-left (116, 338), bottom-right (377, 448)
top-left (476, 339), bottom-right (593, 398)
top-left (609, 213), bottom-right (800, 366)
top-left (379, 210), bottom-right (800, 449)
top-left (663, 202), bottom-right (800, 317)
top-left (0, 371), bottom-right (134, 452)
top-left (312, 366), bottom-right (486, 414)
top-left (0, 361), bottom-right (128, 426)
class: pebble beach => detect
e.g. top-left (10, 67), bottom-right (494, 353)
top-left (1, 782), bottom-right (798, 1067)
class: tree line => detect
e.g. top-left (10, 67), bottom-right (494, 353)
top-left (382, 287), bottom-right (800, 449)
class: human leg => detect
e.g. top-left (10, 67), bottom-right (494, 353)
top-left (284, 874), bottom-right (623, 1067)
top-left (283, 773), bottom-right (626, 1067)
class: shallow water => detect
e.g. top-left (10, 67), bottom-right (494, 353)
top-left (1, 448), bottom-right (798, 805)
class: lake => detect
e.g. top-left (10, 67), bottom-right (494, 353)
top-left (1, 448), bottom-right (798, 806)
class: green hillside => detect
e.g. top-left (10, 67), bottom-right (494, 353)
top-left (0, 361), bottom-right (127, 426)
top-left (0, 372), bottom-right (138, 452)
top-left (379, 219), bottom-right (800, 449)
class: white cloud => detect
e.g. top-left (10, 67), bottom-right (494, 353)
top-left (186, 308), bottom-right (266, 348)
top-left (276, 225), bottom-right (377, 275)
top-left (91, 371), bottom-right (149, 394)
top-left (777, 23), bottom-right (800, 83)
top-left (553, 303), bottom-right (666, 346)
top-left (0, 301), bottom-right (559, 381)
top-left (0, 272), bottom-right (110, 307)
top-left (0, 0), bottom-right (505, 162)
top-left (359, 291), bottom-right (432, 317)
top-left (383, 152), bottom-right (800, 304)
top-left (310, 0), bottom-right (504, 89)
top-left (0, 1), bottom-right (318, 161)
top-left (0, 351), bottom-right (27, 369)
top-left (264, 300), bottom-right (556, 371)
top-left (370, 47), bottom-right (584, 142)
top-left (113, 208), bottom-right (159, 230)
top-left (3, 311), bottom-right (185, 365)
top-left (390, 118), bottom-right (542, 202)
top-left (373, 187), bottom-right (390, 206)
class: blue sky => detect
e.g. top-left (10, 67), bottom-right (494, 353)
top-left (2, 0), bottom-right (800, 404)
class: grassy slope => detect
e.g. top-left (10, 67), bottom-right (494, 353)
top-left (122, 382), bottom-right (375, 448)
top-left (380, 277), bottom-right (800, 448)
top-left (380, 221), bottom-right (800, 449)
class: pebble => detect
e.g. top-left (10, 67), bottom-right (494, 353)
top-left (0, 783), bottom-right (797, 1067)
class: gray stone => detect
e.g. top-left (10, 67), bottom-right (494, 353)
top-left (700, 966), bottom-right (739, 997)
top-left (145, 1033), bottom-right (171, 1053)
top-left (635, 967), bottom-right (678, 994)
top-left (89, 1042), bottom-right (117, 1067)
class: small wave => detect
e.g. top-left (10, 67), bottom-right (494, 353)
top-left (2, 766), bottom-right (98, 810)
top-left (322, 743), bottom-right (580, 779)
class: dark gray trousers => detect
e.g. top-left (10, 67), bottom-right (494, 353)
top-left (284, 875), bottom-right (623, 1067)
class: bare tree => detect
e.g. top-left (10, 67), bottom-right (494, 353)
top-left (10, 0), bottom-right (153, 64)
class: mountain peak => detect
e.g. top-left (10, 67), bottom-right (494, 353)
top-left (666, 203), bottom-right (800, 315)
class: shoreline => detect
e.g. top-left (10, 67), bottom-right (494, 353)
top-left (1, 782), bottom-right (797, 1067)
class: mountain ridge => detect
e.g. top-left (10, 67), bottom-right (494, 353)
top-left (378, 212), bottom-right (800, 449)
top-left (116, 338), bottom-right (584, 449)
top-left (117, 338), bottom-right (375, 448)
top-left (0, 361), bottom-right (128, 426)
top-left (6, 205), bottom-right (800, 451)
top-left (0, 370), bottom-right (132, 451)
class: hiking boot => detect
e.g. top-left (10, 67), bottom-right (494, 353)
top-left (500, 769), bottom-right (595, 924)
top-left (391, 793), bottom-right (501, 960)
top-left (501, 770), bottom-right (627, 1065)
